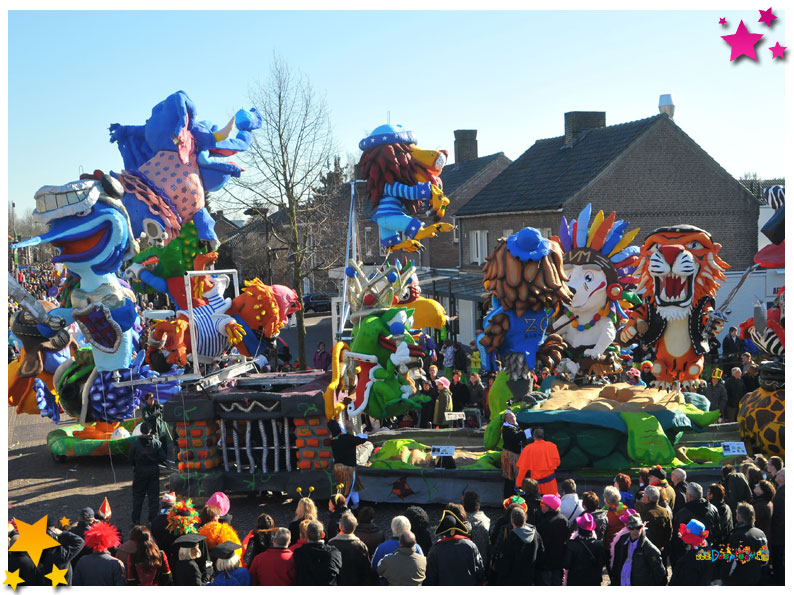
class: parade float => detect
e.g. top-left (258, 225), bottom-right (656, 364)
top-left (7, 106), bottom-right (774, 504)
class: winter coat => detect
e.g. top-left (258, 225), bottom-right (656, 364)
top-left (560, 493), bottom-right (584, 528)
top-left (325, 505), bottom-right (350, 541)
top-left (719, 523), bottom-right (768, 585)
top-left (702, 380), bottom-right (728, 412)
top-left (468, 381), bottom-right (486, 406)
top-left (709, 500), bottom-right (733, 547)
top-left (150, 511), bottom-right (176, 554)
top-left (669, 546), bottom-right (714, 585)
top-left (248, 547), bottom-right (296, 586)
top-left (751, 495), bottom-right (773, 541)
top-left (450, 381), bottom-right (470, 411)
top-left (376, 547), bottom-right (426, 586)
top-left (328, 533), bottom-right (371, 585)
top-left (725, 376), bottom-right (747, 407)
top-left (241, 529), bottom-right (272, 568)
top-left (670, 497), bottom-right (720, 565)
top-left (671, 480), bottom-right (689, 516)
top-left (651, 479), bottom-right (676, 511)
top-left (769, 484), bottom-right (784, 547)
top-left (125, 551), bottom-right (173, 586)
top-left (72, 551), bottom-right (126, 586)
top-left (425, 536), bottom-right (484, 586)
top-left (562, 534), bottom-right (608, 586)
top-left (590, 509), bottom-right (609, 542)
top-left (211, 567), bottom-right (250, 586)
top-left (639, 503), bottom-right (672, 557)
top-left (354, 522), bottom-right (385, 556)
top-left (171, 558), bottom-right (204, 586)
top-left (537, 509), bottom-right (570, 570)
top-left (432, 388), bottom-right (453, 426)
top-left (467, 510), bottom-right (491, 565)
top-left (492, 524), bottom-right (544, 585)
top-left (724, 472), bottom-right (753, 514)
top-left (602, 506), bottom-right (627, 555)
top-left (34, 529), bottom-right (84, 586)
top-left (293, 541), bottom-right (343, 586)
top-left (371, 537), bottom-right (422, 570)
top-left (609, 532), bottom-right (667, 586)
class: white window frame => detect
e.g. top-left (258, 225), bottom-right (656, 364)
top-left (470, 229), bottom-right (489, 265)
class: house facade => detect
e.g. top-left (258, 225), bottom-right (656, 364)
top-left (456, 111), bottom-right (760, 274)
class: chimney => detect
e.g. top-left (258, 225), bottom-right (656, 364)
top-left (658, 94), bottom-right (675, 119)
top-left (216, 210), bottom-right (224, 220)
top-left (454, 129), bottom-right (478, 164)
top-left (564, 111), bottom-right (606, 145)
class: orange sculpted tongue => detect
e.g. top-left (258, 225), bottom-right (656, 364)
top-left (52, 227), bottom-right (105, 256)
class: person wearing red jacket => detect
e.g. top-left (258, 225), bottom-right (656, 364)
top-left (248, 528), bottom-right (296, 586)
top-left (515, 427), bottom-right (560, 496)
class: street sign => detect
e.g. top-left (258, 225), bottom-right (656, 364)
top-left (722, 442), bottom-right (747, 456)
top-left (431, 446), bottom-right (456, 457)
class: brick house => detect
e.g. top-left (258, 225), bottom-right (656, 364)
top-left (455, 111), bottom-right (759, 273)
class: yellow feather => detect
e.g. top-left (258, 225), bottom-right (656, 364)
top-left (608, 227), bottom-right (641, 257)
top-left (586, 210), bottom-right (605, 247)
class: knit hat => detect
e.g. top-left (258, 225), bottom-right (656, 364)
top-left (506, 227), bottom-right (551, 263)
top-left (648, 465), bottom-right (666, 483)
top-left (576, 513), bottom-right (596, 532)
top-left (541, 494), bottom-right (561, 510)
top-left (626, 514), bottom-right (645, 530)
top-left (712, 368), bottom-right (723, 380)
top-left (206, 492), bottom-right (230, 517)
top-left (503, 495), bottom-right (528, 512)
top-left (435, 510), bottom-right (469, 537)
top-left (84, 521), bottom-right (121, 552)
top-left (435, 376), bottom-right (450, 389)
top-left (619, 508), bottom-right (639, 525)
top-left (679, 520), bottom-right (709, 547)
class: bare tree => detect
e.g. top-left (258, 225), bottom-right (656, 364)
top-left (221, 55), bottom-right (339, 369)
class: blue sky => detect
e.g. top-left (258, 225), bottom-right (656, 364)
top-left (7, 8), bottom-right (787, 216)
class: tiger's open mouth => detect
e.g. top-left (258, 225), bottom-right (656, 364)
top-left (654, 272), bottom-right (695, 307)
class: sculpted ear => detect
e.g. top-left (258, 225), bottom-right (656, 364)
top-left (713, 242), bottom-right (722, 253)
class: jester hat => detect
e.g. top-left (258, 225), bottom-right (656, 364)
top-left (558, 203), bottom-right (641, 301)
top-left (679, 519), bottom-right (709, 547)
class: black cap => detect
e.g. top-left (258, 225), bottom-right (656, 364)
top-left (649, 466), bottom-right (667, 481)
top-left (79, 507), bottom-right (95, 521)
top-left (210, 541), bottom-right (240, 559)
top-left (173, 533), bottom-right (205, 547)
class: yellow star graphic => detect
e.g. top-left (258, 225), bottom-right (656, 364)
top-left (44, 565), bottom-right (68, 588)
top-left (8, 516), bottom-right (60, 566)
top-left (58, 516), bottom-right (70, 529)
top-left (2, 569), bottom-right (25, 591)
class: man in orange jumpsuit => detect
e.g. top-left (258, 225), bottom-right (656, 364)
top-left (515, 427), bottom-right (560, 496)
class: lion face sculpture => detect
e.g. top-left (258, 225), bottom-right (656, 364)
top-left (635, 225), bottom-right (729, 321)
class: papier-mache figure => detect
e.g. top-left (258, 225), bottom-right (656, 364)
top-left (553, 204), bottom-right (641, 371)
top-left (358, 124), bottom-right (454, 252)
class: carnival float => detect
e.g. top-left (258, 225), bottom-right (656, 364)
top-left (7, 106), bottom-right (783, 504)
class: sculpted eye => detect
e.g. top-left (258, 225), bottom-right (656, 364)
top-left (647, 243), bottom-right (660, 253)
top-left (584, 273), bottom-right (594, 283)
top-left (686, 241), bottom-right (704, 250)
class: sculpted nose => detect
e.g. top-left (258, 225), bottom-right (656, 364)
top-left (659, 244), bottom-right (683, 267)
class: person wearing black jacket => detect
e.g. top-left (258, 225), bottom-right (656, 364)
top-left (501, 411), bottom-right (525, 498)
top-left (720, 503), bottom-right (768, 586)
top-left (425, 509), bottom-right (484, 586)
top-left (707, 483), bottom-right (733, 548)
top-left (670, 468), bottom-right (688, 516)
top-left (7, 530), bottom-right (38, 587)
top-left (769, 470), bottom-right (785, 585)
top-left (33, 522), bottom-right (85, 586)
top-left (562, 513), bottom-right (608, 586)
top-left (669, 520), bottom-right (713, 586)
top-left (325, 494), bottom-right (349, 542)
top-left (171, 533), bottom-right (210, 586)
top-left (127, 423), bottom-right (167, 526)
top-left (536, 494), bottom-right (570, 585)
top-left (328, 420), bottom-right (367, 509)
top-left (670, 483), bottom-right (720, 567)
top-left (609, 514), bottom-right (667, 586)
top-left (292, 520), bottom-right (343, 585)
top-left (450, 369), bottom-right (470, 412)
top-left (328, 513), bottom-right (371, 585)
top-left (724, 368), bottom-right (747, 423)
top-left (493, 506), bottom-right (544, 585)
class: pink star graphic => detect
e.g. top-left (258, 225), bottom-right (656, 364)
top-left (770, 42), bottom-right (787, 59)
top-left (721, 20), bottom-right (765, 61)
top-left (758, 8), bottom-right (777, 27)
top-left (719, 17), bottom-right (727, 26)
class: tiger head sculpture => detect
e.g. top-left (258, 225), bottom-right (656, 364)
top-left (635, 225), bottom-right (729, 321)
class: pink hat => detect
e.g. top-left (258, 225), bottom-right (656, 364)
top-left (619, 508), bottom-right (638, 525)
top-left (626, 367), bottom-right (641, 377)
top-left (435, 377), bottom-right (451, 389)
top-left (206, 492), bottom-right (230, 517)
top-left (541, 494), bottom-right (561, 510)
top-left (576, 513), bottom-right (596, 532)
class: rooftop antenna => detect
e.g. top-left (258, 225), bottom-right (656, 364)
top-left (387, 110), bottom-right (390, 125)
top-left (658, 94), bottom-right (675, 120)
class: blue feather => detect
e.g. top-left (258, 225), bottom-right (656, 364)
top-left (575, 204), bottom-right (592, 248)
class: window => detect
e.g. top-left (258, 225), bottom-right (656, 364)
top-left (502, 229), bottom-right (514, 239)
top-left (539, 228), bottom-right (552, 238)
top-left (452, 218), bottom-right (459, 243)
top-left (469, 229), bottom-right (489, 265)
